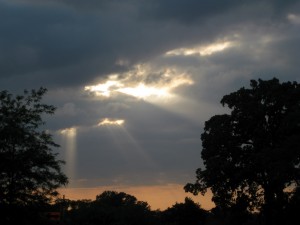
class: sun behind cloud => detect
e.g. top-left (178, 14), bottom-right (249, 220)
top-left (117, 83), bottom-right (170, 98)
top-left (84, 64), bottom-right (194, 100)
top-left (85, 79), bottom-right (123, 97)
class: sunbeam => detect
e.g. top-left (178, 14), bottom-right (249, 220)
top-left (60, 127), bottom-right (77, 181)
top-left (118, 125), bottom-right (156, 168)
top-left (96, 119), bottom-right (156, 171)
top-left (146, 93), bottom-right (226, 125)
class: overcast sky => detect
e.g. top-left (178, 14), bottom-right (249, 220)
top-left (1, 0), bottom-right (300, 210)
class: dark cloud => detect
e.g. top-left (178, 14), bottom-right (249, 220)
top-left (0, 1), bottom-right (130, 87)
top-left (2, 0), bottom-right (298, 90)
top-left (137, 0), bottom-right (298, 24)
top-left (1, 0), bottom-right (300, 204)
top-left (139, 0), bottom-right (241, 23)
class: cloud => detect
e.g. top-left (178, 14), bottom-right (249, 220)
top-left (2, 0), bottom-right (298, 91)
top-left (165, 41), bottom-right (233, 57)
top-left (138, 0), bottom-right (298, 23)
top-left (1, 0), bottom-right (300, 208)
top-left (84, 64), bottom-right (194, 101)
top-left (98, 118), bottom-right (125, 126)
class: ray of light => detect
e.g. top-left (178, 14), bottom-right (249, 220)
top-left (96, 119), bottom-right (156, 170)
top-left (118, 125), bottom-right (156, 168)
top-left (102, 125), bottom-right (131, 160)
top-left (59, 127), bottom-right (77, 180)
top-left (95, 118), bottom-right (134, 162)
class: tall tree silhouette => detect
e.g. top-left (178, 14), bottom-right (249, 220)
top-left (0, 88), bottom-right (68, 223)
top-left (185, 78), bottom-right (300, 225)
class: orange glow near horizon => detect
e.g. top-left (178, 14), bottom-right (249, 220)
top-left (58, 184), bottom-right (215, 210)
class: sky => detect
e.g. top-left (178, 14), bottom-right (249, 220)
top-left (1, 0), bottom-right (300, 210)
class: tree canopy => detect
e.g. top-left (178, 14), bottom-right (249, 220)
top-left (0, 87), bottom-right (68, 209)
top-left (55, 191), bottom-right (211, 225)
top-left (63, 191), bottom-right (154, 225)
top-left (185, 78), bottom-right (300, 225)
top-left (162, 197), bottom-right (208, 225)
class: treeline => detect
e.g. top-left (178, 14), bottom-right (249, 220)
top-left (49, 191), bottom-right (206, 225)
top-left (2, 188), bottom-right (300, 225)
top-left (52, 189), bottom-right (300, 225)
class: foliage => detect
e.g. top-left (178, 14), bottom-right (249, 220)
top-left (0, 88), bottom-right (68, 223)
top-left (64, 191), bottom-right (157, 225)
top-left (282, 187), bottom-right (300, 225)
top-left (61, 191), bottom-right (210, 225)
top-left (185, 78), bottom-right (300, 225)
top-left (162, 197), bottom-right (208, 225)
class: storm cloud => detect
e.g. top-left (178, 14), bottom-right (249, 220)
top-left (1, 0), bottom-right (300, 209)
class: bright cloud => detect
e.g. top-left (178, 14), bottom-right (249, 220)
top-left (84, 64), bottom-right (194, 100)
top-left (85, 78), bottom-right (123, 97)
top-left (165, 41), bottom-right (232, 56)
top-left (98, 118), bottom-right (125, 126)
top-left (60, 127), bottom-right (77, 137)
top-left (118, 84), bottom-right (170, 98)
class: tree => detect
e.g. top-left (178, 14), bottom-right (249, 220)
top-left (283, 187), bottom-right (300, 224)
top-left (185, 78), bottom-right (300, 225)
top-left (65, 191), bottom-right (154, 225)
top-left (93, 191), bottom-right (152, 225)
top-left (0, 88), bottom-right (68, 212)
top-left (162, 197), bottom-right (208, 225)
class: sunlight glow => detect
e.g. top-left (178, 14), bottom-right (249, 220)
top-left (165, 41), bottom-right (232, 56)
top-left (85, 79), bottom-right (122, 97)
top-left (98, 118), bottom-right (125, 126)
top-left (84, 65), bottom-right (194, 101)
top-left (98, 120), bottom-right (156, 169)
top-left (118, 84), bottom-right (169, 98)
